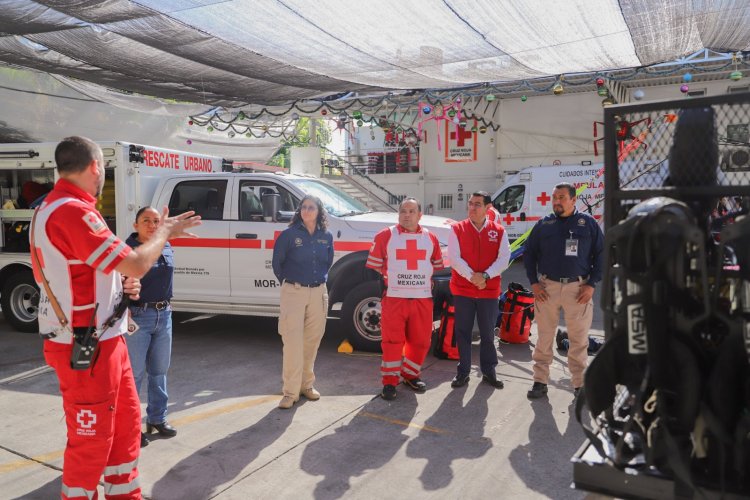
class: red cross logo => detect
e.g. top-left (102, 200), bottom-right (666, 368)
top-left (395, 239), bottom-right (426, 270)
top-left (502, 213), bottom-right (514, 225)
top-left (449, 127), bottom-right (473, 147)
top-left (76, 409), bottom-right (96, 429)
top-left (537, 191), bottom-right (551, 206)
top-left (86, 213), bottom-right (98, 225)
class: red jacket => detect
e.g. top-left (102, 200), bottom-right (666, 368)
top-left (449, 219), bottom-right (504, 299)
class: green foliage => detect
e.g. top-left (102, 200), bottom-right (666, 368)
top-left (268, 118), bottom-right (332, 169)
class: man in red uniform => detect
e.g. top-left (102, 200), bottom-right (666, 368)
top-left (449, 191), bottom-right (511, 389)
top-left (32, 136), bottom-right (201, 499)
top-left (486, 204), bottom-right (501, 223)
top-left (366, 198), bottom-right (444, 400)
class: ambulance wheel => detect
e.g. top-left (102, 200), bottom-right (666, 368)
top-left (341, 281), bottom-right (382, 353)
top-left (2, 270), bottom-right (40, 333)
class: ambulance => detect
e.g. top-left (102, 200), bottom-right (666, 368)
top-left (0, 141), bottom-right (453, 352)
top-left (491, 161), bottom-right (670, 240)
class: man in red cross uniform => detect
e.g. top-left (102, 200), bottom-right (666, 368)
top-left (32, 136), bottom-right (201, 500)
top-left (486, 204), bottom-right (501, 223)
top-left (366, 197), bottom-right (444, 400)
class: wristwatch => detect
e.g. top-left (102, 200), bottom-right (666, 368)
top-left (482, 272), bottom-right (490, 280)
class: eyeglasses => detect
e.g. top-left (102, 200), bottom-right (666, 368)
top-left (467, 202), bottom-right (485, 208)
top-left (300, 205), bottom-right (318, 211)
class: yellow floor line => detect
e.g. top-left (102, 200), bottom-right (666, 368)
top-left (0, 395), bottom-right (280, 474)
top-left (0, 450), bottom-right (64, 474)
top-left (169, 395), bottom-right (279, 426)
top-left (358, 411), bottom-right (449, 434)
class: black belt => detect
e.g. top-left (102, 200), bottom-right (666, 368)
top-left (130, 300), bottom-right (170, 310)
top-left (543, 275), bottom-right (588, 284)
top-left (285, 281), bottom-right (323, 288)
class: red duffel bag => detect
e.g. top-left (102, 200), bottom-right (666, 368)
top-left (434, 298), bottom-right (459, 360)
top-left (497, 282), bottom-right (535, 344)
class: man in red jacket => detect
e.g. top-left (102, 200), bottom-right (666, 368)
top-left (448, 191), bottom-right (511, 389)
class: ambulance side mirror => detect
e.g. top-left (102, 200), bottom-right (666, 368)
top-left (519, 212), bottom-right (526, 221)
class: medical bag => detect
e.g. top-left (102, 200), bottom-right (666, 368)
top-left (433, 298), bottom-right (459, 360)
top-left (496, 282), bottom-right (534, 344)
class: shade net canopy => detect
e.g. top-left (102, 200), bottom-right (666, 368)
top-left (0, 0), bottom-right (748, 107)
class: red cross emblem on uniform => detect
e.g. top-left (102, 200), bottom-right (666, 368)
top-left (503, 213), bottom-right (514, 225)
top-left (76, 409), bottom-right (96, 429)
top-left (395, 239), bottom-right (426, 270)
top-left (86, 213), bottom-right (98, 225)
top-left (537, 191), bottom-right (551, 206)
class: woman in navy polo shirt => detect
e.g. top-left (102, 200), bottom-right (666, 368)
top-left (272, 195), bottom-right (334, 410)
top-left (125, 206), bottom-right (177, 447)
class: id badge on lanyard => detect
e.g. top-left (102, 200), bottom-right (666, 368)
top-left (565, 231), bottom-right (579, 257)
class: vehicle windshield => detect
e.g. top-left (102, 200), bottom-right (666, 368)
top-left (289, 178), bottom-right (370, 217)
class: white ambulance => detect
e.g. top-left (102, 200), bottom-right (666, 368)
top-left (0, 141), bottom-right (453, 352)
top-left (490, 165), bottom-right (605, 240)
top-left (491, 161), bottom-right (669, 240)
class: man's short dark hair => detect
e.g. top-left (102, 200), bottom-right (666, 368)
top-left (554, 183), bottom-right (576, 198)
top-left (399, 197), bottom-right (422, 212)
top-left (471, 191), bottom-right (492, 205)
top-left (54, 136), bottom-right (101, 174)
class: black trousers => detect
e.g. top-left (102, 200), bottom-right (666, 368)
top-left (453, 295), bottom-right (498, 377)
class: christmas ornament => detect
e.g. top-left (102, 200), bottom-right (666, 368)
top-left (596, 77), bottom-right (605, 87)
top-left (207, 126), bottom-right (214, 132)
top-left (730, 70), bottom-right (742, 81)
top-left (479, 126), bottom-right (487, 134)
top-left (633, 89), bottom-right (645, 101)
top-left (245, 132), bottom-right (251, 138)
top-left (597, 87), bottom-right (608, 97)
top-left (237, 111), bottom-right (245, 120)
top-left (422, 105), bottom-right (432, 114)
top-left (353, 110), bottom-right (362, 119)
top-left (485, 94), bottom-right (496, 102)
top-left (291, 112), bottom-right (299, 120)
top-left (459, 120), bottom-right (467, 128)
top-left (356, 119), bottom-right (363, 127)
top-left (338, 112), bottom-right (347, 121)
top-left (188, 120), bottom-right (193, 126)
top-left (471, 126), bottom-right (478, 132)
top-left (186, 139), bottom-right (192, 145)
top-left (682, 73), bottom-right (692, 82)
top-left (455, 97), bottom-right (462, 104)
top-left (228, 131), bottom-right (235, 138)
top-left (521, 95), bottom-right (527, 102)
top-left (680, 84), bottom-right (689, 93)
top-left (321, 109), bottom-right (328, 116)
top-left (447, 109), bottom-right (456, 118)
top-left (553, 82), bottom-right (564, 95)
top-left (601, 96), bottom-right (615, 106)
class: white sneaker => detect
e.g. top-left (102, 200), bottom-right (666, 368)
top-left (278, 395), bottom-right (298, 409)
top-left (300, 387), bottom-right (321, 401)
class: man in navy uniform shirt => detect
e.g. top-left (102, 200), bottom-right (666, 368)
top-left (524, 182), bottom-right (604, 399)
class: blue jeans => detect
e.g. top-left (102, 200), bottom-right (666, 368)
top-left (453, 296), bottom-right (498, 378)
top-left (125, 306), bottom-right (172, 425)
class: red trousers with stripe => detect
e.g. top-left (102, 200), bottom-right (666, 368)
top-left (44, 336), bottom-right (142, 500)
top-left (380, 296), bottom-right (433, 386)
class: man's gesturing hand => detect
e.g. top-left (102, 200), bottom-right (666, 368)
top-left (159, 207), bottom-right (202, 239)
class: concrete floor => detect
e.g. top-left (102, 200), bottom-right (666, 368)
top-left (0, 263), bottom-right (607, 499)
